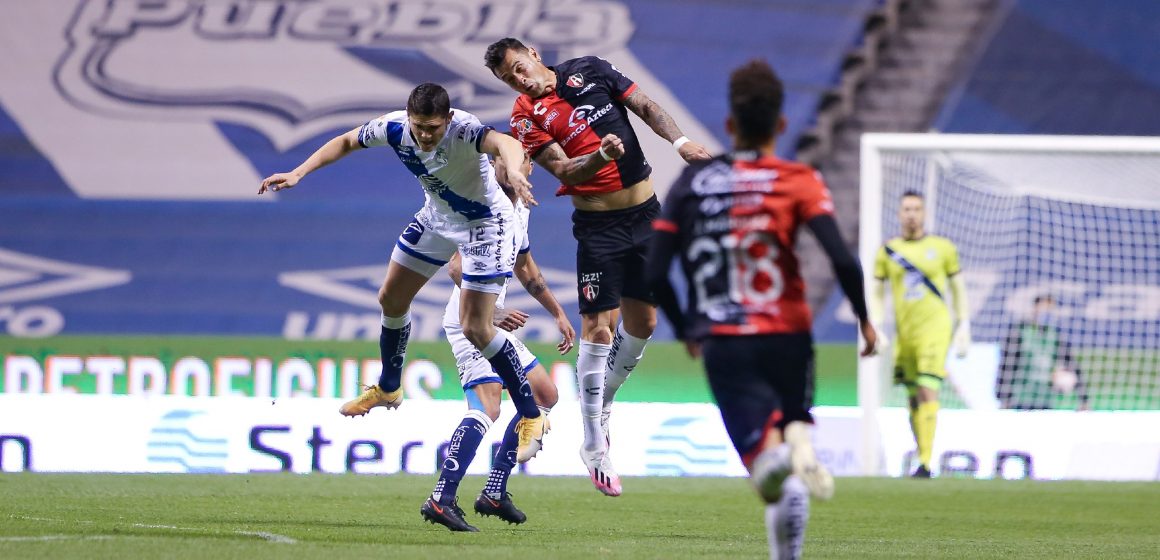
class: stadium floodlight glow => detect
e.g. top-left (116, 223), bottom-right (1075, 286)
top-left (859, 133), bottom-right (1160, 476)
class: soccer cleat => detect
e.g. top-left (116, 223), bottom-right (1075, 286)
top-left (339, 385), bottom-right (402, 417)
top-left (580, 447), bottom-right (622, 497)
top-left (420, 496), bottom-right (479, 532)
top-left (474, 493), bottom-right (527, 525)
top-left (784, 422), bottom-right (834, 500)
top-left (911, 465), bottom-right (932, 478)
top-left (515, 414), bottom-right (550, 463)
top-left (751, 444), bottom-right (793, 503)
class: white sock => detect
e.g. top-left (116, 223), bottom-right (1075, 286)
top-left (577, 341), bottom-right (611, 451)
top-left (604, 323), bottom-right (649, 407)
top-left (764, 475), bottom-right (810, 560)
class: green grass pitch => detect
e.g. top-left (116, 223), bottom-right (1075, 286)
top-left (2, 474), bottom-right (1157, 559)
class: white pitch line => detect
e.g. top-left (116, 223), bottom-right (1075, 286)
top-left (235, 531), bottom-right (297, 544)
top-left (8, 516), bottom-right (295, 544)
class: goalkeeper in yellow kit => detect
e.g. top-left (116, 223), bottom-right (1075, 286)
top-left (870, 191), bottom-right (970, 478)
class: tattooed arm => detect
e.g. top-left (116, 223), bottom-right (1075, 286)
top-left (623, 89), bottom-right (711, 162)
top-left (533, 135), bottom-right (625, 186)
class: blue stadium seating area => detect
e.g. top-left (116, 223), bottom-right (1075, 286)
top-left (936, 0), bottom-right (1160, 134)
top-left (630, 0), bottom-right (879, 156)
top-left (0, 1), bottom-right (879, 340)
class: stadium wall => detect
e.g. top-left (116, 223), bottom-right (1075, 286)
top-left (1, 396), bottom-right (1156, 481)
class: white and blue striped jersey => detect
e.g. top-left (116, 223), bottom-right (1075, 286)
top-left (358, 109), bottom-right (508, 222)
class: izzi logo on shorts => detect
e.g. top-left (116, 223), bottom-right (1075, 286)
top-left (580, 272), bottom-right (602, 302)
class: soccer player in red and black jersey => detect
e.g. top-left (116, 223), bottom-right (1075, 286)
top-left (485, 38), bottom-right (711, 497)
top-left (645, 60), bottom-right (878, 559)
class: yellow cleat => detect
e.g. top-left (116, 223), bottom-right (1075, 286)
top-left (339, 385), bottom-right (403, 417)
top-left (515, 413), bottom-right (550, 463)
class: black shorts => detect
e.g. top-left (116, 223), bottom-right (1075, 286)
top-left (701, 333), bottom-right (815, 463)
top-left (572, 194), bottom-right (660, 315)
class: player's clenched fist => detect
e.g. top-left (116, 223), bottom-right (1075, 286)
top-left (678, 139), bottom-right (712, 162)
top-left (600, 134), bottom-right (625, 160)
top-left (259, 172), bottom-right (300, 194)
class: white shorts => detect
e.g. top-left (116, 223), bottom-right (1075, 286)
top-left (446, 324), bottom-right (539, 390)
top-left (391, 205), bottom-right (518, 294)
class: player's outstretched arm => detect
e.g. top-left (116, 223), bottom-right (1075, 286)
top-left (514, 251), bottom-right (575, 354)
top-left (622, 89), bottom-right (711, 163)
top-left (482, 130), bottom-right (537, 206)
top-left (806, 214), bottom-right (877, 356)
top-left (532, 136), bottom-right (624, 186)
top-left (258, 127), bottom-right (361, 194)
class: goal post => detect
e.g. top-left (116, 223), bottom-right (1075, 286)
top-left (858, 133), bottom-right (1160, 477)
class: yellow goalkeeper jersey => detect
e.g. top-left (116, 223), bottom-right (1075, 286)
top-left (873, 235), bottom-right (961, 340)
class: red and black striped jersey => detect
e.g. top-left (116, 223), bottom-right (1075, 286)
top-left (510, 56), bottom-right (652, 197)
top-left (653, 152), bottom-right (835, 337)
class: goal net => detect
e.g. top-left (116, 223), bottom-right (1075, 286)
top-left (858, 134), bottom-right (1160, 474)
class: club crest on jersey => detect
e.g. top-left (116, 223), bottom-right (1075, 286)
top-left (567, 73), bottom-right (585, 88)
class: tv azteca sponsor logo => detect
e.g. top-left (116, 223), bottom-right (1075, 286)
top-left (0, 248), bottom-right (130, 337)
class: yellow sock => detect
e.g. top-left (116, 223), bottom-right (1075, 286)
top-left (915, 400), bottom-right (940, 468)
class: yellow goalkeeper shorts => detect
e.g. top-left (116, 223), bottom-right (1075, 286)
top-left (893, 331), bottom-right (951, 390)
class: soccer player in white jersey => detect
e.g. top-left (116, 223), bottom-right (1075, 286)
top-left (259, 84), bottom-right (548, 528)
top-left (429, 175), bottom-right (575, 531)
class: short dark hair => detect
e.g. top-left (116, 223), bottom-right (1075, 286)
top-left (901, 190), bottom-right (925, 200)
top-left (407, 83), bottom-right (450, 117)
top-left (1033, 294), bottom-right (1055, 306)
top-left (485, 38), bottom-right (528, 73)
top-left (728, 59), bottom-right (784, 148)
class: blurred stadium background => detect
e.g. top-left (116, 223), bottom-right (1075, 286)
top-left (1, 0), bottom-right (1158, 551)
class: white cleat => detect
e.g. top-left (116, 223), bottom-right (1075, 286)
top-left (580, 446), bottom-right (622, 497)
top-left (784, 422), bottom-right (834, 500)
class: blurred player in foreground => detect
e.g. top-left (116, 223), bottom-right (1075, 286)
top-left (646, 60), bottom-right (877, 559)
top-left (868, 190), bottom-right (970, 478)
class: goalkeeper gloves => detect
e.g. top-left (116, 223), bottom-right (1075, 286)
top-left (952, 322), bottom-right (971, 358)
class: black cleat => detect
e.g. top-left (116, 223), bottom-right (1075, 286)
top-left (911, 465), bottom-right (932, 478)
top-left (474, 493), bottom-right (527, 524)
top-left (420, 496), bottom-right (479, 532)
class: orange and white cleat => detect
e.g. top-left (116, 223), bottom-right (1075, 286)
top-left (515, 413), bottom-right (550, 463)
top-left (339, 385), bottom-right (403, 417)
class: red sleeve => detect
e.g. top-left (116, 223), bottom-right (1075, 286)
top-left (796, 169), bottom-right (835, 222)
top-left (510, 99), bottom-right (556, 158)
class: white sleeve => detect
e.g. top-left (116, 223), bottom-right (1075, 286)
top-left (451, 112), bottom-right (494, 153)
top-left (357, 114), bottom-right (392, 148)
